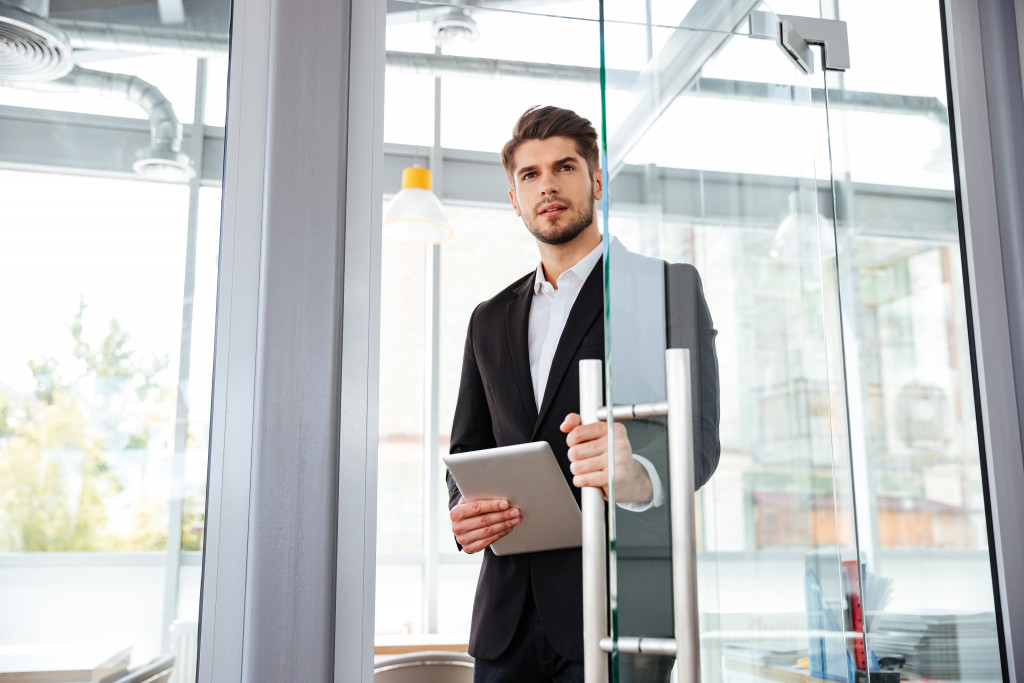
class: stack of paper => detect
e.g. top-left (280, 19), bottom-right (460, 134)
top-left (721, 642), bottom-right (806, 667)
top-left (861, 571), bottom-right (894, 631)
top-left (869, 610), bottom-right (1001, 680)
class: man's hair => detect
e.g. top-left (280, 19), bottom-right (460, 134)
top-left (500, 105), bottom-right (600, 184)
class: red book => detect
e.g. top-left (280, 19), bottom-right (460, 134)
top-left (843, 560), bottom-right (867, 670)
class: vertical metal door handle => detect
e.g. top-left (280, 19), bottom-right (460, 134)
top-left (579, 351), bottom-right (699, 681)
top-left (666, 348), bottom-right (700, 681)
top-left (579, 359), bottom-right (608, 683)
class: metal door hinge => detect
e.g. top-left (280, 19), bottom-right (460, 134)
top-left (750, 12), bottom-right (850, 74)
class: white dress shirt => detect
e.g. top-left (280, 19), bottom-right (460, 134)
top-left (527, 240), bottom-right (664, 510)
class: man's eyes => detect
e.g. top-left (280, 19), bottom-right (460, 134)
top-left (520, 164), bottom-right (575, 180)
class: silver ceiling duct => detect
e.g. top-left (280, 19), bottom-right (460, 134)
top-left (385, 50), bottom-right (639, 88)
top-left (0, 0), bottom-right (193, 181)
top-left (48, 19), bottom-right (619, 87)
top-left (0, 0), bottom-right (73, 81)
top-left (55, 19), bottom-right (227, 60)
top-left (8, 64), bottom-right (195, 180)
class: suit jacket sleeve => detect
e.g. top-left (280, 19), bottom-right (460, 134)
top-left (665, 262), bottom-right (720, 489)
top-left (446, 305), bottom-right (498, 548)
top-left (629, 262), bottom-right (720, 507)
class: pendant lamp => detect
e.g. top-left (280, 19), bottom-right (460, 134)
top-left (382, 167), bottom-right (453, 244)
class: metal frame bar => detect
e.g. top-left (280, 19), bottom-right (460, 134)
top-left (0, 71), bottom-right (949, 183)
top-left (160, 55), bottom-right (208, 658)
top-left (194, 0), bottom-right (273, 676)
top-left (334, 0), bottom-right (386, 678)
top-left (944, 2), bottom-right (1024, 681)
top-left (418, 56), bottom-right (445, 636)
top-left (422, 241), bottom-right (441, 635)
top-left (0, 108), bottom-right (956, 242)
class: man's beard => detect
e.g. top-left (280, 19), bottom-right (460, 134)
top-left (525, 201), bottom-right (594, 246)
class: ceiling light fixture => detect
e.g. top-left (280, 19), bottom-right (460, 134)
top-left (383, 167), bottom-right (452, 245)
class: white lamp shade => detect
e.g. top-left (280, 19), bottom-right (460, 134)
top-left (383, 187), bottom-right (453, 244)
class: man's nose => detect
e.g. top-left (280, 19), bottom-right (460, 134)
top-left (540, 175), bottom-right (558, 195)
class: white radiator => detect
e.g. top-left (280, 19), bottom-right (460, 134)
top-left (170, 620), bottom-right (199, 683)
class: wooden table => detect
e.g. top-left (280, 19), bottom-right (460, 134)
top-left (0, 642), bottom-right (131, 683)
top-left (724, 657), bottom-right (817, 683)
top-left (374, 635), bottom-right (468, 657)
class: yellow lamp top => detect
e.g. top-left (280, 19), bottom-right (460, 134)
top-left (402, 167), bottom-right (432, 191)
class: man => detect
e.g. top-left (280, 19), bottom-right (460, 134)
top-left (447, 105), bottom-right (720, 682)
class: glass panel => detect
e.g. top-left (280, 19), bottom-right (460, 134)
top-left (377, 0), bottom-right (602, 648)
top-left (377, 198), bottom-right (540, 638)
top-left (376, 564), bottom-right (425, 636)
top-left (378, 235), bottom-right (427, 556)
top-left (599, 4), bottom-right (856, 682)
top-left (0, 0), bottom-right (230, 677)
top-left (440, 75), bottom-right (600, 155)
top-left (384, 72), bottom-right (436, 147)
top-left (822, 1), bottom-right (1003, 680)
top-left (437, 561), bottom-right (483, 635)
top-left (203, 57), bottom-right (230, 126)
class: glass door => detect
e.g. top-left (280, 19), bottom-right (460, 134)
top-left (597, 2), bottom-right (1005, 683)
top-left (598, 3), bottom-right (857, 682)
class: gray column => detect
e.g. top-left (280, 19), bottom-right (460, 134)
top-left (196, 0), bottom-right (384, 681)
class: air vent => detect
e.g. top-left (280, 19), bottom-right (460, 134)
top-left (0, 3), bottom-right (73, 81)
top-left (133, 146), bottom-right (196, 183)
top-left (431, 8), bottom-right (478, 46)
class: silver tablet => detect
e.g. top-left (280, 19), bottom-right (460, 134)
top-left (444, 441), bottom-right (582, 556)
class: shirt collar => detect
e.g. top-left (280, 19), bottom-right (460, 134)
top-left (532, 239), bottom-right (605, 295)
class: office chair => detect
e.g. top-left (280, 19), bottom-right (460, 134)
top-left (373, 651), bottom-right (474, 683)
top-left (108, 655), bottom-right (175, 683)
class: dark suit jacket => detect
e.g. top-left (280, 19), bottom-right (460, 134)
top-left (447, 255), bottom-right (719, 662)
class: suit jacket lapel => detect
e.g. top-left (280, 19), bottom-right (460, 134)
top-left (534, 257), bottom-right (603, 430)
top-left (507, 275), bottom-right (538, 421)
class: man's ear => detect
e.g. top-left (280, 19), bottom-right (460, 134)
top-left (593, 169), bottom-right (603, 201)
top-left (509, 187), bottom-right (522, 217)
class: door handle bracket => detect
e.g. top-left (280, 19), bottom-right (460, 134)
top-left (750, 12), bottom-right (850, 74)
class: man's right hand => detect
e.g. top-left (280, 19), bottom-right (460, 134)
top-left (450, 497), bottom-right (521, 554)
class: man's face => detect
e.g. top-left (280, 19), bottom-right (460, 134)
top-left (508, 136), bottom-right (602, 246)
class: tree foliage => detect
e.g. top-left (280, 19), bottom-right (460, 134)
top-left (0, 302), bottom-right (176, 552)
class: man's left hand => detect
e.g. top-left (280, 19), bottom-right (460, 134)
top-left (561, 413), bottom-right (653, 504)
